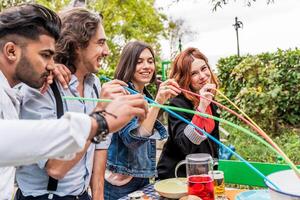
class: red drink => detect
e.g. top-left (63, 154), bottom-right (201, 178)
top-left (188, 175), bottom-right (215, 200)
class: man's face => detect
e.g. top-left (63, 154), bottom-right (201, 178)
top-left (78, 23), bottom-right (109, 74)
top-left (15, 35), bottom-right (55, 88)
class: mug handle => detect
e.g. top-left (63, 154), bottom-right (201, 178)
top-left (174, 160), bottom-right (186, 178)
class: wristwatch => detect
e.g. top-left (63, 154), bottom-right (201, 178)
top-left (90, 111), bottom-right (109, 143)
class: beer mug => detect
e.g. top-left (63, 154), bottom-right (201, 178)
top-left (175, 153), bottom-right (215, 200)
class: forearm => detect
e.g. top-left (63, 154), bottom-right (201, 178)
top-left (46, 141), bottom-right (91, 179)
top-left (139, 107), bottom-right (160, 137)
top-left (91, 150), bottom-right (107, 200)
top-left (0, 113), bottom-right (92, 167)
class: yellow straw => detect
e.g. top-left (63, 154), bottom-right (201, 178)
top-left (215, 89), bottom-right (300, 178)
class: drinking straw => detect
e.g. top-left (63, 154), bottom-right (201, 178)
top-left (214, 89), bottom-right (300, 179)
top-left (69, 77), bottom-right (282, 190)
top-left (154, 79), bottom-right (300, 178)
top-left (63, 96), bottom-right (279, 156)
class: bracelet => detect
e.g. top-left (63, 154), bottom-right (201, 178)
top-left (90, 111), bottom-right (110, 144)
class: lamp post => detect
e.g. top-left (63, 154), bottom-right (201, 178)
top-left (179, 37), bottom-right (182, 52)
top-left (233, 17), bottom-right (243, 57)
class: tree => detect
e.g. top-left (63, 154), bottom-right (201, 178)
top-left (0, 0), bottom-right (167, 80)
top-left (211, 0), bottom-right (275, 11)
top-left (167, 18), bottom-right (196, 59)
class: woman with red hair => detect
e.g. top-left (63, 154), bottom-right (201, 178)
top-left (157, 47), bottom-right (220, 179)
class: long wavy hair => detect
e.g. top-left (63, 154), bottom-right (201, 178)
top-left (114, 41), bottom-right (156, 83)
top-left (169, 47), bottom-right (219, 108)
top-left (54, 8), bottom-right (102, 74)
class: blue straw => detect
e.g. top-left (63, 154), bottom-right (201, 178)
top-left (101, 76), bottom-right (281, 191)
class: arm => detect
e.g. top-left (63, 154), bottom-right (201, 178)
top-left (91, 150), bottom-right (107, 200)
top-left (45, 140), bottom-right (92, 180)
top-left (138, 79), bottom-right (181, 137)
top-left (168, 97), bottom-right (205, 155)
top-left (0, 113), bottom-right (93, 167)
top-left (0, 94), bottom-right (148, 167)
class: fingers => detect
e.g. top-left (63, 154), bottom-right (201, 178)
top-left (106, 79), bottom-right (128, 87)
top-left (202, 91), bottom-right (214, 99)
top-left (40, 82), bottom-right (49, 94)
top-left (52, 64), bottom-right (71, 89)
top-left (100, 84), bottom-right (129, 99)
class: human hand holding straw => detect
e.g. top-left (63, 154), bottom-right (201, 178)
top-left (94, 94), bottom-right (148, 133)
top-left (155, 79), bottom-right (181, 104)
top-left (98, 79), bottom-right (129, 109)
top-left (198, 83), bottom-right (216, 113)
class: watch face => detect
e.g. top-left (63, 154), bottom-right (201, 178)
top-left (92, 135), bottom-right (102, 144)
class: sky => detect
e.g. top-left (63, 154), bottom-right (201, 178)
top-left (155, 0), bottom-right (300, 68)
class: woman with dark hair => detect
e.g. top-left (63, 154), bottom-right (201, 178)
top-left (157, 47), bottom-right (220, 180)
top-left (104, 41), bottom-right (181, 199)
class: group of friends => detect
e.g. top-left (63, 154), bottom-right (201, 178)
top-left (0, 3), bottom-right (220, 200)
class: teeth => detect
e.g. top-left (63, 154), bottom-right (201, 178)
top-left (98, 58), bottom-right (108, 70)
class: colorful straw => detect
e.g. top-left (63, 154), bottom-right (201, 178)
top-left (214, 89), bottom-right (300, 179)
top-left (63, 96), bottom-right (279, 156)
top-left (155, 79), bottom-right (300, 178)
top-left (85, 76), bottom-right (284, 190)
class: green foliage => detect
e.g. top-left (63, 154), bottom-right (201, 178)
top-left (1, 0), bottom-right (166, 82)
top-left (88, 0), bottom-right (166, 77)
top-left (217, 49), bottom-right (300, 135)
top-left (221, 124), bottom-right (300, 164)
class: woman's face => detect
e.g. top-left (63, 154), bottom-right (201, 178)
top-left (132, 48), bottom-right (155, 85)
top-left (190, 58), bottom-right (212, 92)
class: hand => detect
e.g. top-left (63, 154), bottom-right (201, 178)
top-left (155, 79), bottom-right (181, 104)
top-left (198, 83), bottom-right (216, 112)
top-left (40, 64), bottom-right (71, 94)
top-left (99, 79), bottom-right (129, 109)
top-left (98, 94), bottom-right (148, 133)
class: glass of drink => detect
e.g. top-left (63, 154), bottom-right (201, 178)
top-left (212, 170), bottom-right (226, 199)
top-left (175, 153), bottom-right (215, 200)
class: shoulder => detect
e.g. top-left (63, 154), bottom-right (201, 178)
top-left (92, 74), bottom-right (101, 89)
top-left (170, 94), bottom-right (193, 108)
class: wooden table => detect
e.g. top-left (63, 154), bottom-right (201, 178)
top-left (120, 183), bottom-right (246, 200)
top-left (225, 189), bottom-right (246, 200)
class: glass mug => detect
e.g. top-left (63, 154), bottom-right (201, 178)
top-left (175, 153), bottom-right (215, 200)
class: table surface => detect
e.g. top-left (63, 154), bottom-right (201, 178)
top-left (119, 183), bottom-right (245, 200)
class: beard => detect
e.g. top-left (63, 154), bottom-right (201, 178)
top-left (15, 53), bottom-right (47, 89)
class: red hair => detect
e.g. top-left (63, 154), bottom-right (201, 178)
top-left (169, 47), bottom-right (219, 108)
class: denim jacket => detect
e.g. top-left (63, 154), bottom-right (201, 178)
top-left (106, 83), bottom-right (168, 178)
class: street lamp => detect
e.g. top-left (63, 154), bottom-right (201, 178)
top-left (179, 37), bottom-right (182, 52)
top-left (233, 17), bottom-right (243, 57)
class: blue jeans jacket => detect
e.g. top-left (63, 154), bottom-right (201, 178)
top-left (107, 117), bottom-right (167, 178)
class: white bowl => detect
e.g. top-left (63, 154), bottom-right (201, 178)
top-left (265, 169), bottom-right (300, 200)
top-left (154, 178), bottom-right (188, 199)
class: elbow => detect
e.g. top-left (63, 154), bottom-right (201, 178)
top-left (46, 167), bottom-right (67, 180)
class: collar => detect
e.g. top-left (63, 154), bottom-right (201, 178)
top-left (127, 81), bottom-right (153, 100)
top-left (69, 73), bottom-right (96, 90)
top-left (0, 70), bottom-right (11, 89)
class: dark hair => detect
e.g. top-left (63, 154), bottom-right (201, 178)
top-left (114, 41), bottom-right (156, 83)
top-left (0, 4), bottom-right (61, 41)
top-left (170, 47), bottom-right (219, 108)
top-left (54, 8), bottom-right (103, 74)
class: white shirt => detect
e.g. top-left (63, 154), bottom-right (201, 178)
top-left (0, 71), bottom-right (92, 199)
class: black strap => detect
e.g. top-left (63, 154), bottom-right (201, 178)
top-left (93, 84), bottom-right (99, 98)
top-left (47, 82), bottom-right (64, 192)
top-left (46, 82), bottom-right (99, 192)
top-left (50, 82), bottom-right (64, 118)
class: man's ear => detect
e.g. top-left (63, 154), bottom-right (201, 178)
top-left (3, 42), bottom-right (20, 62)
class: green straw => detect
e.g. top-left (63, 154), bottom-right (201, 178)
top-left (63, 96), bottom-right (280, 157)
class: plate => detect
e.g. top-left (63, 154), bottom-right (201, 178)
top-left (154, 178), bottom-right (188, 199)
top-left (235, 190), bottom-right (270, 200)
